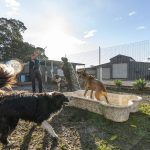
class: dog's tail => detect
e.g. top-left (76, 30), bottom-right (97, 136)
top-left (103, 92), bottom-right (109, 104)
top-left (0, 60), bottom-right (23, 90)
top-left (0, 64), bottom-right (17, 89)
top-left (102, 86), bottom-right (109, 103)
top-left (95, 91), bottom-right (109, 103)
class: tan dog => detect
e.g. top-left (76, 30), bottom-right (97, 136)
top-left (77, 70), bottom-right (109, 103)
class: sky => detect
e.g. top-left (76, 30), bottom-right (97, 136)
top-left (0, 0), bottom-right (150, 65)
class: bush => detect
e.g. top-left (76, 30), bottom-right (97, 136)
top-left (114, 80), bottom-right (122, 87)
top-left (133, 79), bottom-right (147, 90)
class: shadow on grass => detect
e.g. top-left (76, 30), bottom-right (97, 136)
top-left (20, 125), bottom-right (36, 150)
top-left (42, 131), bottom-right (50, 150)
top-left (41, 131), bottom-right (59, 150)
top-left (49, 104), bottom-right (150, 150)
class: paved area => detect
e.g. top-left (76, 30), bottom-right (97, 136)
top-left (13, 83), bottom-right (57, 92)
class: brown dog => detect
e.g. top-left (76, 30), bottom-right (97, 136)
top-left (77, 70), bottom-right (109, 103)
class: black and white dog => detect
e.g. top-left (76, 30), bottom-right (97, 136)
top-left (0, 92), bottom-right (69, 145)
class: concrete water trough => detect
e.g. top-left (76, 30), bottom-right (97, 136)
top-left (64, 90), bottom-right (142, 122)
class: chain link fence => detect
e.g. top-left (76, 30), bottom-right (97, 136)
top-left (68, 40), bottom-right (150, 83)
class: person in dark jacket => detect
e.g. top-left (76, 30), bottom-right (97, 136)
top-left (29, 49), bottom-right (43, 93)
top-left (61, 57), bottom-right (73, 91)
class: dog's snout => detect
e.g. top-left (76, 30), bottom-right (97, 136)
top-left (64, 102), bottom-right (68, 105)
top-left (63, 96), bottom-right (70, 106)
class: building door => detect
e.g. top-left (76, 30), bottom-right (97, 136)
top-left (112, 63), bottom-right (127, 78)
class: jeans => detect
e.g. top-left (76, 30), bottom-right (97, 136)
top-left (30, 69), bottom-right (42, 93)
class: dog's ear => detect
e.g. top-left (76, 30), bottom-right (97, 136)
top-left (51, 91), bottom-right (62, 97)
top-left (51, 91), bottom-right (69, 104)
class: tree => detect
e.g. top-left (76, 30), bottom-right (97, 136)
top-left (0, 17), bottom-right (27, 60)
top-left (36, 47), bottom-right (48, 60)
top-left (0, 18), bottom-right (48, 62)
top-left (12, 43), bottom-right (48, 62)
top-left (10, 40), bottom-right (35, 62)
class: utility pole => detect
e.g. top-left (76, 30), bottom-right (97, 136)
top-left (99, 46), bottom-right (102, 81)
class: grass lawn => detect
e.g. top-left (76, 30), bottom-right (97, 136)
top-left (79, 103), bottom-right (150, 150)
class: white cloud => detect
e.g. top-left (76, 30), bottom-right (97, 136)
top-left (136, 26), bottom-right (145, 30)
top-left (84, 29), bottom-right (97, 38)
top-left (115, 17), bottom-right (123, 21)
top-left (5, 0), bottom-right (20, 7)
top-left (5, 0), bottom-right (20, 17)
top-left (129, 11), bottom-right (136, 16)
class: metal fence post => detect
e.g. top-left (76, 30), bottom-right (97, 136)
top-left (99, 46), bottom-right (102, 81)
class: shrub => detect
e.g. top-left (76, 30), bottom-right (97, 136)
top-left (133, 79), bottom-right (147, 90)
top-left (114, 80), bottom-right (122, 87)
